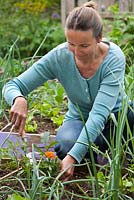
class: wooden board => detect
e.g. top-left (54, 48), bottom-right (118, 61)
top-left (0, 132), bottom-right (55, 159)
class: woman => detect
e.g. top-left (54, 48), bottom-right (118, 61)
top-left (3, 1), bottom-right (134, 180)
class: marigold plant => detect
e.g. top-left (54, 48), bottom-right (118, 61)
top-left (44, 151), bottom-right (56, 159)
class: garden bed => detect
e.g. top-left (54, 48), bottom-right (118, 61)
top-left (0, 117), bottom-right (134, 199)
top-left (0, 131), bottom-right (55, 151)
top-left (0, 130), bottom-right (134, 199)
top-left (0, 130), bottom-right (94, 200)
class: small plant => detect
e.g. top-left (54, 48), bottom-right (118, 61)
top-left (0, 131), bottom-right (60, 200)
top-left (26, 80), bottom-right (67, 128)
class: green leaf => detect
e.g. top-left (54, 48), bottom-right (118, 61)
top-left (40, 131), bottom-right (50, 144)
top-left (7, 194), bottom-right (29, 200)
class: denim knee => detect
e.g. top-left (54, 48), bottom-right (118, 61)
top-left (54, 140), bottom-right (75, 160)
top-left (54, 120), bottom-right (83, 160)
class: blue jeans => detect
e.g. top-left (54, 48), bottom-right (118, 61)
top-left (54, 105), bottom-right (134, 161)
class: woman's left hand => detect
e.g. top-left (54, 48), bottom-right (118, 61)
top-left (60, 154), bottom-right (76, 181)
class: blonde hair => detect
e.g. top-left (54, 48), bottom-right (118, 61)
top-left (65, 1), bottom-right (102, 39)
top-left (83, 1), bottom-right (98, 10)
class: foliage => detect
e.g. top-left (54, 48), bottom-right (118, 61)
top-left (125, 64), bottom-right (134, 100)
top-left (15, 0), bottom-right (60, 14)
top-left (25, 80), bottom-right (67, 131)
top-left (110, 15), bottom-right (134, 67)
top-left (0, 38), bottom-right (26, 120)
top-left (0, 132), bottom-right (60, 200)
top-left (0, 33), bottom-right (67, 129)
top-left (0, 0), bottom-right (65, 58)
top-left (105, 4), bottom-right (134, 67)
top-left (6, 194), bottom-right (29, 200)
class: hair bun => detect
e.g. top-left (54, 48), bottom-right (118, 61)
top-left (83, 1), bottom-right (98, 10)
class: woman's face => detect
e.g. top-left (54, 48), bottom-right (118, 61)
top-left (65, 29), bottom-right (101, 61)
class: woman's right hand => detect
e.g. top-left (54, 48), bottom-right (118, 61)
top-left (10, 96), bottom-right (28, 136)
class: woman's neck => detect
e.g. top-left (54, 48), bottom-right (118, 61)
top-left (75, 42), bottom-right (109, 78)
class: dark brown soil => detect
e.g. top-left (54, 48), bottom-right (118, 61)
top-left (33, 115), bottom-right (57, 135)
top-left (0, 159), bottom-right (92, 200)
top-left (0, 115), bottom-right (57, 135)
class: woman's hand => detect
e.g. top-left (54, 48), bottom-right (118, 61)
top-left (10, 96), bottom-right (27, 136)
top-left (60, 154), bottom-right (77, 181)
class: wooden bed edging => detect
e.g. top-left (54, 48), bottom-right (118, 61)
top-left (0, 132), bottom-right (56, 158)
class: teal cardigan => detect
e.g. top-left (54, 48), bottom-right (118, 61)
top-left (3, 42), bottom-right (126, 163)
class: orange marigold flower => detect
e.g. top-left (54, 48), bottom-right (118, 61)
top-left (44, 151), bottom-right (56, 159)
